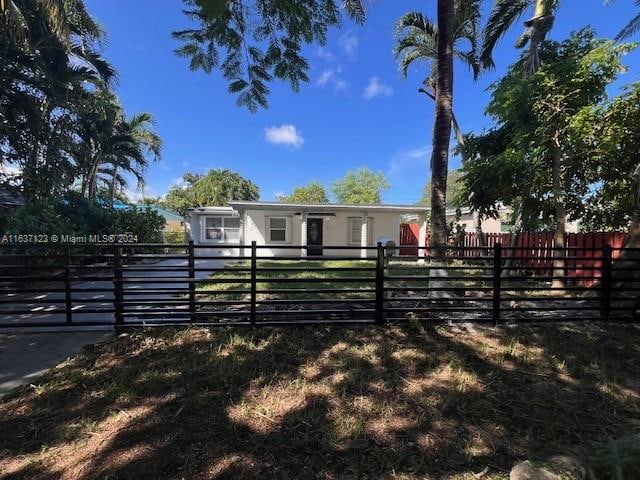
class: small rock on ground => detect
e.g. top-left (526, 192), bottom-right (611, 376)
top-left (510, 455), bottom-right (587, 480)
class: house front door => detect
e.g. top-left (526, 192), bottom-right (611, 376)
top-left (307, 218), bottom-right (323, 256)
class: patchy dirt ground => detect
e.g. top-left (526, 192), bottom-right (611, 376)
top-left (0, 322), bottom-right (639, 479)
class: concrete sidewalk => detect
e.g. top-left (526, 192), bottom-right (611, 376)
top-left (0, 331), bottom-right (112, 397)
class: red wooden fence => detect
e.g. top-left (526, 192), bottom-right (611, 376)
top-left (400, 224), bottom-right (420, 256)
top-left (399, 226), bottom-right (628, 287)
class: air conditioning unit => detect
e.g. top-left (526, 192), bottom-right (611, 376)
top-left (377, 237), bottom-right (397, 257)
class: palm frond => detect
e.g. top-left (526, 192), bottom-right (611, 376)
top-left (395, 11), bottom-right (437, 38)
top-left (616, 11), bottom-right (640, 41)
top-left (342, 0), bottom-right (369, 25)
top-left (481, 0), bottom-right (530, 69)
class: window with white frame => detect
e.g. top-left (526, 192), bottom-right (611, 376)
top-left (348, 217), bottom-right (361, 245)
top-left (348, 217), bottom-right (373, 245)
top-left (268, 216), bottom-right (289, 243)
top-left (203, 216), bottom-right (240, 243)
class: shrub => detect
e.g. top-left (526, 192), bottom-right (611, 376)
top-left (4, 193), bottom-right (166, 244)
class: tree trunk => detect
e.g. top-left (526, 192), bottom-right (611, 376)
top-left (524, 0), bottom-right (548, 76)
top-left (502, 205), bottom-right (525, 278)
top-left (551, 145), bottom-right (567, 289)
top-left (431, 0), bottom-right (454, 263)
top-left (429, 0), bottom-right (455, 297)
top-left (109, 165), bottom-right (118, 205)
top-left (420, 87), bottom-right (466, 163)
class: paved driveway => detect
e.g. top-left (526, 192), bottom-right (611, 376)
top-left (0, 257), bottom-right (226, 397)
top-left (0, 257), bottom-right (226, 330)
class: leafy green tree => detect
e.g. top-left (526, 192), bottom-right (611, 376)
top-left (331, 167), bottom-right (389, 205)
top-left (1, 0), bottom-right (116, 201)
top-left (163, 186), bottom-right (195, 218)
top-left (277, 183), bottom-right (328, 204)
top-left (567, 82), bottom-right (640, 233)
top-left (164, 169), bottom-right (259, 216)
top-left (173, 0), bottom-right (369, 111)
top-left (420, 169), bottom-right (465, 208)
top-left (460, 30), bottom-right (633, 284)
top-left (137, 196), bottom-right (164, 206)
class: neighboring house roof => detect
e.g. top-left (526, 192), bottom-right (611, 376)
top-left (188, 206), bottom-right (235, 215)
top-left (109, 201), bottom-right (184, 221)
top-left (0, 188), bottom-right (24, 207)
top-left (136, 205), bottom-right (184, 222)
top-left (228, 201), bottom-right (431, 214)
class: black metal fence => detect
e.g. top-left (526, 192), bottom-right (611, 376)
top-left (0, 242), bottom-right (638, 329)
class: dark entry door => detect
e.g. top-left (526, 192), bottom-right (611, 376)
top-left (307, 218), bottom-right (323, 256)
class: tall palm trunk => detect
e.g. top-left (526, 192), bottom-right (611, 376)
top-left (429, 0), bottom-right (455, 293)
top-left (523, 0), bottom-right (548, 76)
top-left (420, 87), bottom-right (466, 163)
top-left (551, 144), bottom-right (567, 289)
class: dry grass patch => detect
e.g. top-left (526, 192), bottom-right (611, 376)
top-left (0, 323), bottom-right (639, 479)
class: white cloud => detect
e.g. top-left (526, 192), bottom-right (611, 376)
top-left (339, 32), bottom-right (359, 56)
top-left (126, 186), bottom-right (158, 202)
top-left (316, 47), bottom-right (336, 62)
top-left (170, 176), bottom-right (189, 189)
top-left (317, 68), bottom-right (336, 87)
top-left (388, 145), bottom-right (432, 176)
top-left (316, 66), bottom-right (348, 92)
top-left (363, 77), bottom-right (394, 100)
top-left (334, 79), bottom-right (349, 92)
top-left (264, 124), bottom-right (305, 149)
top-left (404, 145), bottom-right (432, 159)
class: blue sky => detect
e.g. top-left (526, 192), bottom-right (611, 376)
top-left (86, 0), bottom-right (640, 204)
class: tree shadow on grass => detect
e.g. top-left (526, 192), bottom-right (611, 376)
top-left (0, 322), bottom-right (639, 479)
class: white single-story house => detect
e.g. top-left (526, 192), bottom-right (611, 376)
top-left (187, 201), bottom-right (432, 258)
top-left (187, 201), bottom-right (579, 258)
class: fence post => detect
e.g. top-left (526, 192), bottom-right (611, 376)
top-left (188, 240), bottom-right (196, 324)
top-left (601, 244), bottom-right (613, 320)
top-left (250, 241), bottom-right (257, 327)
top-left (113, 245), bottom-right (124, 330)
top-left (375, 242), bottom-right (385, 325)
top-left (492, 243), bottom-right (502, 326)
top-left (64, 245), bottom-right (72, 324)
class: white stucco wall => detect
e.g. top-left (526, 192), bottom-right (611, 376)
top-left (189, 208), bottom-right (404, 258)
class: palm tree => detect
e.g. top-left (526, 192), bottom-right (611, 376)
top-left (608, 0), bottom-right (640, 40)
top-left (1, 0), bottom-right (115, 201)
top-left (481, 0), bottom-right (559, 76)
top-left (393, 1), bottom-right (468, 267)
top-left (395, 2), bottom-right (483, 248)
top-left (1, 0), bottom-right (102, 48)
top-left (429, 0), bottom-right (456, 267)
top-left (395, 2), bottom-right (480, 161)
top-left (76, 92), bottom-right (161, 201)
top-left (104, 113), bottom-right (162, 204)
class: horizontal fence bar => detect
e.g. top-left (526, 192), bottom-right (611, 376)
top-left (1, 241), bottom-right (638, 329)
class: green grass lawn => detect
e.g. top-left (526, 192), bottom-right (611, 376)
top-left (193, 259), bottom-right (589, 323)
top-left (196, 259), bottom-right (489, 300)
top-left (0, 323), bottom-right (638, 479)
